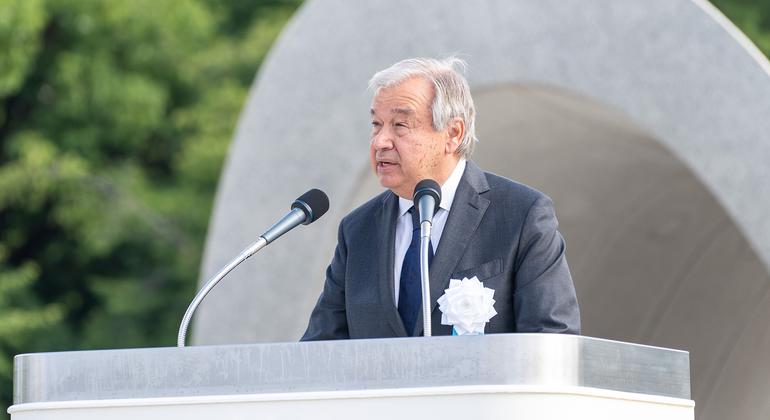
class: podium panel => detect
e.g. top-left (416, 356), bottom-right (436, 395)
top-left (9, 334), bottom-right (694, 419)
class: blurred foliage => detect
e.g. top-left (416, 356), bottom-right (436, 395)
top-left (0, 0), bottom-right (301, 415)
top-left (0, 0), bottom-right (768, 417)
top-left (713, 0), bottom-right (770, 56)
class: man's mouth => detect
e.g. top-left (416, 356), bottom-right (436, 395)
top-left (378, 161), bottom-right (398, 168)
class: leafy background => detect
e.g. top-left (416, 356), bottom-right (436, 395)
top-left (0, 0), bottom-right (301, 414)
top-left (0, 0), bottom-right (766, 416)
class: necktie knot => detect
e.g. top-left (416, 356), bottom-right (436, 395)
top-left (409, 206), bottom-right (420, 232)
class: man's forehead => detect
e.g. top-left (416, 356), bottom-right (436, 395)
top-left (370, 77), bottom-right (433, 116)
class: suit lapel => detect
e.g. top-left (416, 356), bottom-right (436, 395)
top-left (374, 191), bottom-right (408, 337)
top-left (413, 161), bottom-right (490, 336)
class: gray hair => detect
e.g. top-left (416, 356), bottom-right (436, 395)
top-left (368, 57), bottom-right (478, 158)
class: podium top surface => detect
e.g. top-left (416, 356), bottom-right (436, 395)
top-left (13, 334), bottom-right (690, 404)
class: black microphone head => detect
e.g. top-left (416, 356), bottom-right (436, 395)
top-left (413, 179), bottom-right (441, 207)
top-left (291, 189), bottom-right (330, 225)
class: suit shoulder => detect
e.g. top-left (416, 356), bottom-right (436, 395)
top-left (482, 170), bottom-right (552, 207)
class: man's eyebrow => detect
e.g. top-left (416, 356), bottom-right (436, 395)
top-left (370, 107), bottom-right (415, 117)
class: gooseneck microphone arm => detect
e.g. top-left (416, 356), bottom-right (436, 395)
top-left (176, 236), bottom-right (268, 348)
top-left (413, 179), bottom-right (441, 337)
top-left (177, 189), bottom-right (329, 347)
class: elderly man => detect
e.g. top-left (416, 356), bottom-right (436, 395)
top-left (302, 57), bottom-right (580, 340)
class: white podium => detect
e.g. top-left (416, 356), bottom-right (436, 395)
top-left (9, 334), bottom-right (694, 419)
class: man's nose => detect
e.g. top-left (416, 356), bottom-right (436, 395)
top-left (371, 127), bottom-right (394, 150)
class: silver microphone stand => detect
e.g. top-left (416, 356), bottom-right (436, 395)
top-left (176, 238), bottom-right (267, 347)
top-left (176, 207), bottom-right (308, 347)
top-left (419, 219), bottom-right (433, 337)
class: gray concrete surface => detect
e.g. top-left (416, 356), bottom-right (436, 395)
top-left (193, 1), bottom-right (770, 419)
top-left (473, 85), bottom-right (770, 418)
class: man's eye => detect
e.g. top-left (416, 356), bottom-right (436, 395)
top-left (395, 122), bottom-right (408, 128)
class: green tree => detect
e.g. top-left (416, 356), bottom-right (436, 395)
top-left (712, 0), bottom-right (770, 57)
top-left (0, 0), bottom-right (301, 415)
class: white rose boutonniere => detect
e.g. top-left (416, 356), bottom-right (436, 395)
top-left (436, 276), bottom-right (497, 335)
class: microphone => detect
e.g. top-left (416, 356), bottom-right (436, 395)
top-left (177, 189), bottom-right (329, 347)
top-left (413, 179), bottom-right (442, 226)
top-left (262, 188), bottom-right (330, 243)
top-left (412, 179), bottom-right (441, 337)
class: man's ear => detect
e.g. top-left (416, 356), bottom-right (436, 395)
top-left (445, 117), bottom-right (465, 155)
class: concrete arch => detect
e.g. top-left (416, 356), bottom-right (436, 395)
top-left (194, 1), bottom-right (770, 419)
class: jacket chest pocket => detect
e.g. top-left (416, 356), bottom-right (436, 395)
top-left (451, 258), bottom-right (503, 282)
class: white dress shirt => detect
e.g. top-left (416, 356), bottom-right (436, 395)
top-left (393, 159), bottom-right (467, 305)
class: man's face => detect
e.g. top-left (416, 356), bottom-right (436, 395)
top-left (369, 77), bottom-right (453, 199)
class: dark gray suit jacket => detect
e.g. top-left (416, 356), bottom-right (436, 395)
top-left (302, 161), bottom-right (580, 340)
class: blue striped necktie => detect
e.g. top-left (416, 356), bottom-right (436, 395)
top-left (398, 206), bottom-right (434, 336)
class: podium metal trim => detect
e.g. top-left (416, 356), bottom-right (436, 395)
top-left (13, 334), bottom-right (690, 404)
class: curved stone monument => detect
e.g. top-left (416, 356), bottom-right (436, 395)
top-left (193, 1), bottom-right (770, 419)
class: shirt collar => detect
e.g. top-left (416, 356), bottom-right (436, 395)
top-left (398, 158), bottom-right (467, 216)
